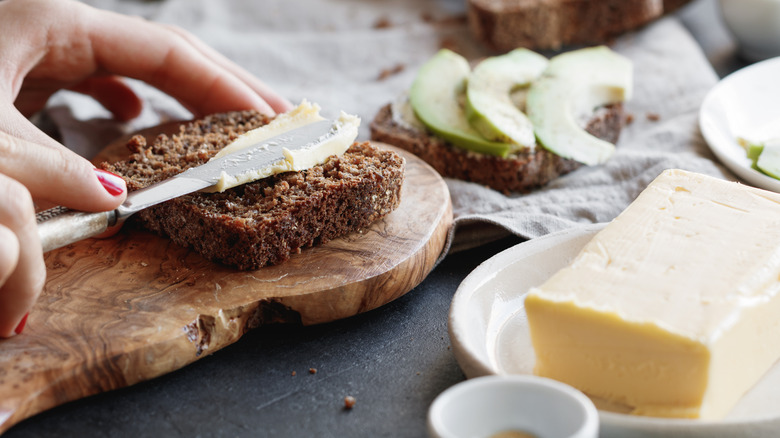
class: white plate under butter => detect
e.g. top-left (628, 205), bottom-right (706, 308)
top-left (699, 56), bottom-right (780, 192)
top-left (449, 224), bottom-right (780, 438)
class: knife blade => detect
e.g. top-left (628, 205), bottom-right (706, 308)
top-left (37, 119), bottom-right (337, 252)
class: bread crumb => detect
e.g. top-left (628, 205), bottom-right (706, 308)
top-left (344, 396), bottom-right (356, 410)
top-left (646, 112), bottom-right (660, 121)
top-left (625, 113), bottom-right (634, 125)
top-left (309, 368), bottom-right (317, 375)
top-left (373, 17), bottom-right (392, 29)
top-left (377, 63), bottom-right (405, 81)
top-left (291, 371), bottom-right (296, 376)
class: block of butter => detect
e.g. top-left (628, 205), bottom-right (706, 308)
top-left (525, 169), bottom-right (780, 419)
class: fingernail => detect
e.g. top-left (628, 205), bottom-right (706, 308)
top-left (94, 169), bottom-right (126, 196)
top-left (14, 312), bottom-right (29, 335)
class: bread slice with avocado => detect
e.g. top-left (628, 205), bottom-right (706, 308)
top-left (370, 46), bottom-right (631, 193)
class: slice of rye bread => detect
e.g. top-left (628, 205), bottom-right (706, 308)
top-left (100, 110), bottom-right (405, 270)
top-left (467, 0), bottom-right (692, 51)
top-left (370, 103), bottom-right (623, 194)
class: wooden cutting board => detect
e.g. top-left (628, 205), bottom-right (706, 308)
top-left (0, 124), bottom-right (452, 434)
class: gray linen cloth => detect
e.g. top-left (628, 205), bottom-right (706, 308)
top-left (46, 0), bottom-right (731, 253)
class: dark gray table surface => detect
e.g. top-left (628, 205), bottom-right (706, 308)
top-left (5, 0), bottom-right (751, 437)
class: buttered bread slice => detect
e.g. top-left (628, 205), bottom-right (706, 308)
top-left (525, 169), bottom-right (780, 419)
top-left (101, 109), bottom-right (404, 270)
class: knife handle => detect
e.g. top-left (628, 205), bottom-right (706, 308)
top-left (36, 206), bottom-right (116, 252)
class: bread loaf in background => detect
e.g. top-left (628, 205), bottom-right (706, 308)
top-left (468, 0), bottom-right (692, 51)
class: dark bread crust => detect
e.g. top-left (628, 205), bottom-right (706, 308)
top-left (102, 111), bottom-right (405, 270)
top-left (468, 0), bottom-right (691, 51)
top-left (370, 103), bottom-right (623, 194)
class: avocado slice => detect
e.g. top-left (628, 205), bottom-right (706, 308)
top-left (748, 143), bottom-right (765, 171)
top-left (409, 49), bottom-right (514, 157)
top-left (465, 48), bottom-right (548, 148)
top-left (527, 46), bottom-right (633, 165)
top-left (738, 136), bottom-right (767, 170)
top-left (747, 143), bottom-right (765, 164)
top-left (756, 139), bottom-right (780, 178)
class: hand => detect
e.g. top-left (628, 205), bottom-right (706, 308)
top-left (0, 0), bottom-right (293, 337)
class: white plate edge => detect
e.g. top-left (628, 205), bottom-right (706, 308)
top-left (699, 56), bottom-right (780, 193)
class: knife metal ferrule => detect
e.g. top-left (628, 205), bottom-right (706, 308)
top-left (36, 207), bottom-right (117, 253)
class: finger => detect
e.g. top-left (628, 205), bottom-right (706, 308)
top-left (0, 127), bottom-right (126, 212)
top-left (163, 25), bottom-right (294, 114)
top-left (0, 225), bottom-right (19, 292)
top-left (84, 8), bottom-right (283, 117)
top-left (0, 174), bottom-right (44, 337)
top-left (0, 224), bottom-right (24, 337)
top-left (69, 75), bottom-right (143, 122)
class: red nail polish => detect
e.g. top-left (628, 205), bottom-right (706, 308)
top-left (94, 169), bottom-right (126, 196)
top-left (14, 312), bottom-right (29, 335)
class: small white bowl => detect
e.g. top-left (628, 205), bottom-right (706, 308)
top-left (428, 375), bottom-right (599, 438)
top-left (719, 0), bottom-right (780, 61)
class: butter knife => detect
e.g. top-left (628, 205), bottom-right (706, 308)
top-left (37, 119), bottom-right (336, 252)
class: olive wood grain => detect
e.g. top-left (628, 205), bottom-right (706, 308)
top-left (0, 125), bottom-right (452, 434)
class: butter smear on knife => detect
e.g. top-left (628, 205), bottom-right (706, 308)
top-left (210, 100), bottom-right (360, 192)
